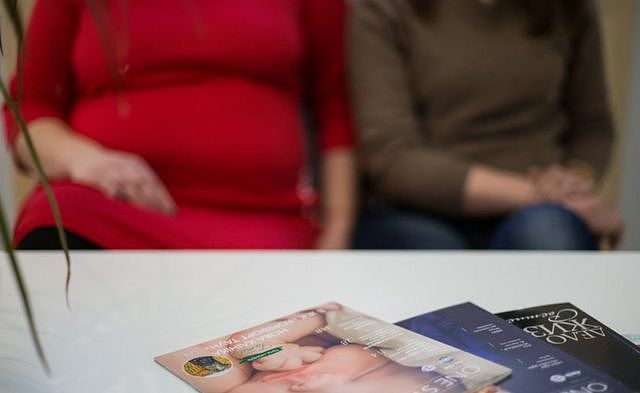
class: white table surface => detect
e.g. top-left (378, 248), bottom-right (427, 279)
top-left (1, 251), bottom-right (639, 392)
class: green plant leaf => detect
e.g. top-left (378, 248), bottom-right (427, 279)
top-left (1, 1), bottom-right (65, 294)
top-left (0, 0), bottom-right (71, 374)
top-left (0, 80), bottom-right (72, 310)
top-left (1, 0), bottom-right (52, 374)
top-left (0, 199), bottom-right (51, 375)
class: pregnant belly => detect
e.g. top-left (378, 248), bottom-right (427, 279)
top-left (69, 80), bottom-right (308, 210)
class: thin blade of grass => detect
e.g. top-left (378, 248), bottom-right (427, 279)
top-left (0, 200), bottom-right (51, 374)
top-left (0, 80), bottom-right (72, 309)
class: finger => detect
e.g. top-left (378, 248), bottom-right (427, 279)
top-left (122, 167), bottom-right (163, 209)
top-left (116, 165), bottom-right (170, 214)
top-left (96, 172), bottom-right (128, 200)
top-left (150, 179), bottom-right (177, 214)
top-left (130, 161), bottom-right (177, 214)
top-left (138, 176), bottom-right (176, 214)
top-left (99, 179), bottom-right (122, 199)
top-left (560, 173), bottom-right (593, 197)
top-left (120, 180), bottom-right (149, 209)
top-left (559, 178), bottom-right (581, 198)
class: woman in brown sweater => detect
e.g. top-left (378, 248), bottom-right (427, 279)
top-left (349, 0), bottom-right (623, 249)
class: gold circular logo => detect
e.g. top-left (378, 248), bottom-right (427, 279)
top-left (184, 356), bottom-right (232, 377)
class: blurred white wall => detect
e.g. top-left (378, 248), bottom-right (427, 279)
top-left (619, 4), bottom-right (640, 250)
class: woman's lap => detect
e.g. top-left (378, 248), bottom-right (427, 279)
top-left (14, 182), bottom-right (318, 249)
top-left (353, 203), bottom-right (597, 250)
top-left (489, 203), bottom-right (598, 250)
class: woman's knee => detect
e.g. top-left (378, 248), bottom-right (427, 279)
top-left (490, 203), bottom-right (597, 250)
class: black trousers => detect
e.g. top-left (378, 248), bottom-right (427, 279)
top-left (18, 228), bottom-right (101, 250)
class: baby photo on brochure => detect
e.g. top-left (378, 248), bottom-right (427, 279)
top-left (155, 303), bottom-right (511, 393)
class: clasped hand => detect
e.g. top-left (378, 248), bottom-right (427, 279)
top-left (530, 165), bottom-right (624, 247)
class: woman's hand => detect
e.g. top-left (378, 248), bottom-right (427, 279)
top-left (15, 118), bottom-right (176, 215)
top-left (68, 146), bottom-right (177, 215)
top-left (563, 195), bottom-right (624, 248)
top-left (530, 164), bottom-right (594, 202)
top-left (530, 164), bottom-right (624, 248)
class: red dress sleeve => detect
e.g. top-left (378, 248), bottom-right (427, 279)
top-left (3, 0), bottom-right (80, 148)
top-left (302, 0), bottom-right (354, 152)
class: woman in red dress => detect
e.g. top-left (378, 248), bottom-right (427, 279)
top-left (4, 0), bottom-right (355, 249)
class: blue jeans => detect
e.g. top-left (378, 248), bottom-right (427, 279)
top-left (352, 203), bottom-right (598, 250)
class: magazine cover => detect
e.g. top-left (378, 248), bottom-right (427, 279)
top-left (155, 302), bottom-right (511, 393)
top-left (397, 302), bottom-right (634, 393)
top-left (497, 303), bottom-right (640, 391)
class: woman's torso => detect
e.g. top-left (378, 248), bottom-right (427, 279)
top-left (393, 0), bottom-right (573, 172)
top-left (69, 0), bottom-right (311, 210)
top-left (14, 0), bottom-right (335, 248)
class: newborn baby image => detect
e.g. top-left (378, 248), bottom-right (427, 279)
top-left (155, 303), bottom-right (509, 393)
top-left (251, 343), bottom-right (325, 372)
top-left (229, 340), bottom-right (487, 393)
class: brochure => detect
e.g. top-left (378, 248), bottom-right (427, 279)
top-left (155, 302), bottom-right (511, 393)
top-left (397, 302), bottom-right (634, 393)
top-left (497, 303), bottom-right (640, 391)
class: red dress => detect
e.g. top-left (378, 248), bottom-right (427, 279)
top-left (4, 0), bottom-right (352, 248)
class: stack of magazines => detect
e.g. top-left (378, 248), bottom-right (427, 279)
top-left (155, 302), bottom-right (640, 393)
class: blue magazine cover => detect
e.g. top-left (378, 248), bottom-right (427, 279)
top-left (397, 303), bottom-right (634, 393)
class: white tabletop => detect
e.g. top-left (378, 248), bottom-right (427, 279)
top-left (1, 251), bottom-right (639, 393)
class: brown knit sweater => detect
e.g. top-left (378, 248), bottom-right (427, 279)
top-left (349, 0), bottom-right (614, 214)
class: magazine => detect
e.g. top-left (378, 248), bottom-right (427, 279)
top-left (497, 303), bottom-right (640, 391)
top-left (397, 302), bottom-right (634, 393)
top-left (155, 302), bottom-right (511, 393)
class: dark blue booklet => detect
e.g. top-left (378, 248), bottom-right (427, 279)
top-left (397, 302), bottom-right (634, 393)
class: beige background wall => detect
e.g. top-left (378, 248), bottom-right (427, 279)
top-left (1, 0), bottom-right (638, 236)
top-left (619, 2), bottom-right (640, 250)
top-left (598, 0), bottom-right (636, 202)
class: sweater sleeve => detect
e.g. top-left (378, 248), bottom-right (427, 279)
top-left (349, 0), bottom-right (470, 214)
top-left (560, 3), bottom-right (614, 182)
top-left (302, 0), bottom-right (354, 152)
top-left (2, 0), bottom-right (80, 149)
